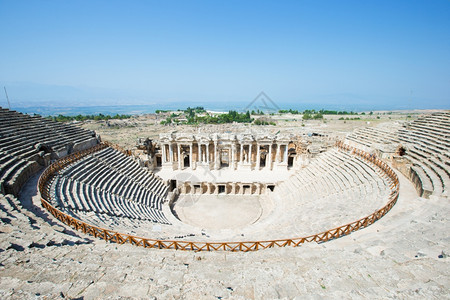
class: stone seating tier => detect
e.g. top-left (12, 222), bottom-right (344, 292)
top-left (345, 112), bottom-right (450, 198)
top-left (32, 143), bottom-right (397, 244)
top-left (0, 107), bottom-right (100, 197)
top-left (51, 176), bottom-right (169, 224)
top-left (51, 147), bottom-right (170, 225)
top-left (0, 193), bottom-right (91, 254)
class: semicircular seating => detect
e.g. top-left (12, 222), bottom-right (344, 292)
top-left (0, 107), bottom-right (103, 251)
top-left (0, 105), bottom-right (404, 249)
top-left (39, 142), bottom-right (398, 244)
top-left (253, 146), bottom-right (393, 239)
top-left (0, 107), bottom-right (99, 196)
top-left (50, 147), bottom-right (171, 225)
top-left (346, 112), bottom-right (450, 198)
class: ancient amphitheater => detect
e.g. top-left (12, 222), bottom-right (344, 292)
top-left (0, 107), bottom-right (448, 299)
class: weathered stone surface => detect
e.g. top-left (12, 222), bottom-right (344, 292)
top-left (1, 108), bottom-right (449, 299)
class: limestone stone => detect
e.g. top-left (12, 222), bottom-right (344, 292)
top-left (0, 108), bottom-right (449, 299)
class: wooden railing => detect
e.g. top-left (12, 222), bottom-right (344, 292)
top-left (38, 141), bottom-right (400, 252)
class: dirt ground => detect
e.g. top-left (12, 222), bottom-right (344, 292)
top-left (79, 110), bottom-right (426, 149)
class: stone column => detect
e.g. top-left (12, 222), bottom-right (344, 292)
top-left (214, 142), bottom-right (218, 169)
top-left (255, 183), bottom-right (261, 194)
top-left (284, 144), bottom-right (288, 163)
top-left (177, 143), bottom-right (182, 169)
top-left (169, 144), bottom-right (173, 162)
top-left (199, 143), bottom-right (202, 163)
top-left (256, 144), bottom-right (260, 170)
top-left (206, 143), bottom-right (210, 164)
top-left (189, 143), bottom-right (193, 168)
top-left (162, 144), bottom-right (166, 163)
top-left (231, 182), bottom-right (236, 194)
top-left (240, 144), bottom-right (244, 163)
top-left (167, 144), bottom-right (171, 162)
top-left (268, 143), bottom-right (273, 169)
top-left (214, 184), bottom-right (219, 195)
top-left (276, 144), bottom-right (281, 163)
top-left (249, 144), bottom-right (252, 164)
top-left (231, 144), bottom-right (235, 169)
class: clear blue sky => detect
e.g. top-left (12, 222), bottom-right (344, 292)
top-left (0, 0), bottom-right (449, 110)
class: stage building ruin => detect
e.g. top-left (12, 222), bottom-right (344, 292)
top-left (157, 132), bottom-right (297, 171)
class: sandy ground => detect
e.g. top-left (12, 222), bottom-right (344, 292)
top-left (174, 194), bottom-right (262, 230)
